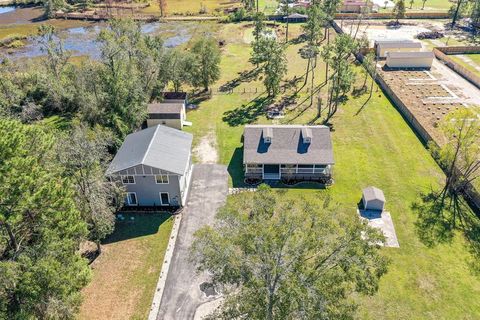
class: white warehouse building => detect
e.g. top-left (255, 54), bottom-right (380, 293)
top-left (386, 51), bottom-right (435, 69)
top-left (374, 39), bottom-right (423, 58)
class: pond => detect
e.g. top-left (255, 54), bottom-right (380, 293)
top-left (0, 6), bottom-right (16, 15)
top-left (3, 21), bottom-right (196, 60)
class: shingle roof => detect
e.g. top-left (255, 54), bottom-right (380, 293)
top-left (362, 186), bottom-right (386, 202)
top-left (147, 103), bottom-right (183, 114)
top-left (243, 125), bottom-right (334, 165)
top-left (106, 125), bottom-right (192, 175)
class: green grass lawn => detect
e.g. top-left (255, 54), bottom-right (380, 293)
top-left (449, 53), bottom-right (480, 76)
top-left (79, 213), bottom-right (173, 320)
top-left (184, 21), bottom-right (480, 319)
top-left (378, 0), bottom-right (452, 12)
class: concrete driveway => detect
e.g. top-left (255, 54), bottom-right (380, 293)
top-left (157, 164), bottom-right (228, 320)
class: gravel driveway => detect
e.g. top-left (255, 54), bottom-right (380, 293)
top-left (157, 164), bottom-right (228, 320)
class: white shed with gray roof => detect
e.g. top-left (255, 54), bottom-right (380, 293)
top-left (362, 186), bottom-right (386, 211)
top-left (107, 125), bottom-right (193, 207)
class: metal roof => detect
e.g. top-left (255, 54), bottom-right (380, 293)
top-left (386, 51), bottom-right (434, 58)
top-left (362, 186), bottom-right (386, 203)
top-left (243, 125), bottom-right (334, 165)
top-left (106, 125), bottom-right (192, 175)
top-left (375, 41), bottom-right (422, 48)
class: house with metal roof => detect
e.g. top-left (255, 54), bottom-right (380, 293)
top-left (242, 125), bottom-right (334, 183)
top-left (107, 125), bottom-right (193, 207)
top-left (362, 186), bottom-right (386, 211)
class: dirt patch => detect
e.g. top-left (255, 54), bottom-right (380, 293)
top-left (0, 6), bottom-right (44, 25)
top-left (193, 132), bottom-right (218, 164)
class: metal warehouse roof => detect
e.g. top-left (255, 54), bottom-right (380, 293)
top-left (386, 51), bottom-right (434, 58)
top-left (106, 125), bottom-right (192, 175)
top-left (375, 40), bottom-right (422, 48)
top-left (243, 125), bottom-right (334, 165)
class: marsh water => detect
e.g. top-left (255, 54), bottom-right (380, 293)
top-left (1, 6), bottom-right (198, 60)
top-left (9, 22), bottom-right (194, 60)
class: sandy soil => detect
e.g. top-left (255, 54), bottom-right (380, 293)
top-left (193, 132), bottom-right (219, 164)
top-left (0, 6), bottom-right (44, 24)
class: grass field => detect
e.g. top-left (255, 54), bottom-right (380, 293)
top-left (183, 22), bottom-right (480, 319)
top-left (79, 213), bottom-right (173, 320)
top-left (378, 0), bottom-right (452, 12)
top-left (140, 0), bottom-right (278, 16)
top-left (449, 53), bottom-right (480, 76)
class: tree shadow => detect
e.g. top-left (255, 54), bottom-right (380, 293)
top-left (188, 90), bottom-right (212, 106)
top-left (219, 68), bottom-right (261, 92)
top-left (228, 147), bottom-right (246, 188)
top-left (103, 212), bottom-right (171, 244)
top-left (412, 190), bottom-right (480, 272)
top-left (222, 95), bottom-right (272, 127)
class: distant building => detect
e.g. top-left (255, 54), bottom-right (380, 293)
top-left (243, 125), bottom-right (334, 183)
top-left (386, 51), bottom-right (434, 69)
top-left (107, 125), bottom-right (193, 207)
top-left (374, 40), bottom-right (423, 58)
top-left (340, 0), bottom-right (374, 13)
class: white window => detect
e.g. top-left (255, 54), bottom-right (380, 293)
top-left (121, 175), bottom-right (135, 184)
top-left (126, 192), bottom-right (138, 206)
top-left (155, 174), bottom-right (169, 184)
top-left (159, 192), bottom-right (170, 206)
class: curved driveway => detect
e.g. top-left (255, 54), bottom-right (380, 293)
top-left (157, 164), bottom-right (228, 320)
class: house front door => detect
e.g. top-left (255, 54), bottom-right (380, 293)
top-left (160, 192), bottom-right (170, 206)
top-left (263, 164), bottom-right (280, 180)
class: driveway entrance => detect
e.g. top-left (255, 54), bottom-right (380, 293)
top-left (157, 164), bottom-right (228, 320)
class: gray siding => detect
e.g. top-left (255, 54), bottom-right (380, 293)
top-left (115, 173), bottom-right (182, 206)
top-left (363, 198), bottom-right (385, 211)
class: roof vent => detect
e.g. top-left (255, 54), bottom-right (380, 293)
top-left (263, 127), bottom-right (273, 143)
top-left (301, 127), bottom-right (312, 144)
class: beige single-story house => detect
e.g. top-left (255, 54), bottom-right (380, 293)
top-left (386, 51), bottom-right (434, 69)
top-left (374, 40), bottom-right (423, 58)
top-left (146, 102), bottom-right (187, 130)
top-left (243, 125), bottom-right (334, 183)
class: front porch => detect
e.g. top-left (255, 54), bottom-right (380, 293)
top-left (244, 163), bottom-right (333, 183)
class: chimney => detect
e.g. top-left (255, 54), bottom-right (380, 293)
top-left (301, 127), bottom-right (312, 144)
top-left (263, 127), bottom-right (273, 143)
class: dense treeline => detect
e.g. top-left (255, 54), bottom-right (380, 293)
top-left (0, 18), bottom-right (221, 319)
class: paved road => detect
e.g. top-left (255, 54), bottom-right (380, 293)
top-left (157, 164), bottom-right (228, 320)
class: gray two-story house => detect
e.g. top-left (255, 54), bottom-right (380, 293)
top-left (107, 125), bottom-right (193, 207)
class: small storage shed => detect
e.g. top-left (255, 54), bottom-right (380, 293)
top-left (146, 102), bottom-right (186, 130)
top-left (362, 186), bottom-right (385, 211)
top-left (374, 40), bottom-right (422, 58)
top-left (386, 51), bottom-right (434, 69)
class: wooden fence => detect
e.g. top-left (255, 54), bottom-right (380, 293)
top-left (332, 20), bottom-right (480, 214)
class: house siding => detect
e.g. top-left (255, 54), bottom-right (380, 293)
top-left (119, 174), bottom-right (182, 206)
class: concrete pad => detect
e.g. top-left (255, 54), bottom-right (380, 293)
top-left (358, 210), bottom-right (400, 248)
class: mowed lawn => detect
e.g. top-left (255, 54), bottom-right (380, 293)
top-left (79, 213), bottom-right (173, 320)
top-left (449, 54), bottom-right (480, 76)
top-left (184, 22), bottom-right (480, 319)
